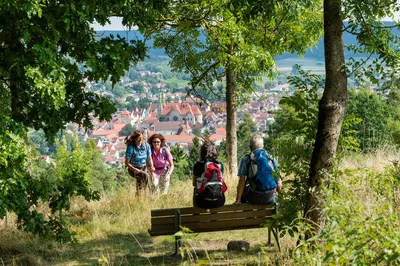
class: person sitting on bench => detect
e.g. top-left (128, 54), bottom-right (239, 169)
top-left (234, 133), bottom-right (282, 205)
top-left (193, 140), bottom-right (227, 208)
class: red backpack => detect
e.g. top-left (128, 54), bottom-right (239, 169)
top-left (196, 161), bottom-right (227, 199)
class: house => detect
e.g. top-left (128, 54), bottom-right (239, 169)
top-left (164, 135), bottom-right (195, 151)
top-left (159, 102), bottom-right (203, 124)
top-left (152, 121), bottom-right (182, 135)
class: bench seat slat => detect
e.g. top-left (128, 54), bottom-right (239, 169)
top-left (182, 209), bottom-right (274, 223)
top-left (151, 204), bottom-right (275, 217)
top-left (183, 217), bottom-right (269, 231)
top-left (149, 217), bottom-right (270, 236)
top-left (151, 209), bottom-right (275, 225)
top-left (149, 224), bottom-right (269, 236)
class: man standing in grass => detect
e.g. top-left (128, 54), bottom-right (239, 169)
top-left (234, 133), bottom-right (282, 205)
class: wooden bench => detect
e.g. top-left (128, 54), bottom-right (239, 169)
top-left (148, 203), bottom-right (280, 254)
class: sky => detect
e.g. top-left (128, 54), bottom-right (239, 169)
top-left (91, 13), bottom-right (400, 31)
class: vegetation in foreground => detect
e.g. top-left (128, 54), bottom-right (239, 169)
top-left (0, 150), bottom-right (398, 265)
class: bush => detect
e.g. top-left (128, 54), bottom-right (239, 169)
top-left (293, 161), bottom-right (400, 265)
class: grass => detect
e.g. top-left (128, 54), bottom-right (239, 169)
top-left (1, 149), bottom-right (399, 265)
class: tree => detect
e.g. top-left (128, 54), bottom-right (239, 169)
top-left (0, 0), bottom-right (168, 240)
top-left (237, 113), bottom-right (257, 162)
top-left (170, 145), bottom-right (190, 179)
top-left (188, 137), bottom-right (202, 174)
top-left (304, 0), bottom-right (400, 237)
top-left (84, 140), bottom-right (116, 193)
top-left (346, 87), bottom-right (396, 151)
top-left (119, 124), bottom-right (135, 137)
top-left (151, 0), bottom-right (323, 179)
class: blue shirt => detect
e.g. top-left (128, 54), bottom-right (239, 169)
top-left (126, 143), bottom-right (151, 166)
top-left (238, 155), bottom-right (251, 177)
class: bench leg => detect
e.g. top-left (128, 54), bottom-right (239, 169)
top-left (267, 227), bottom-right (272, 245)
top-left (271, 227), bottom-right (281, 252)
top-left (174, 235), bottom-right (182, 255)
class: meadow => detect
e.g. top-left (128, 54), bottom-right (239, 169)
top-left (0, 149), bottom-right (399, 265)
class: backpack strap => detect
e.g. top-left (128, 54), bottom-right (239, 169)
top-left (130, 145), bottom-right (137, 164)
top-left (162, 147), bottom-right (167, 161)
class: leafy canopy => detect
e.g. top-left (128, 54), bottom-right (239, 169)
top-left (0, 0), bottom-right (168, 240)
top-left (151, 0), bottom-right (323, 103)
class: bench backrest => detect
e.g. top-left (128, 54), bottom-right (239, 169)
top-left (149, 203), bottom-right (276, 236)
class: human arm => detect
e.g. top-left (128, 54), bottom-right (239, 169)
top-left (146, 144), bottom-right (155, 172)
top-left (277, 178), bottom-right (282, 194)
top-left (125, 158), bottom-right (142, 174)
top-left (234, 176), bottom-right (247, 204)
top-left (164, 157), bottom-right (174, 182)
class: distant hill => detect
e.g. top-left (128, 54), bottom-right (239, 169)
top-left (96, 22), bottom-right (397, 61)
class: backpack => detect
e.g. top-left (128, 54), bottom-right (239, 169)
top-left (196, 161), bottom-right (227, 199)
top-left (247, 149), bottom-right (278, 194)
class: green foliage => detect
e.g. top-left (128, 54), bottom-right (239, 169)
top-left (151, 0), bottom-right (323, 105)
top-left (237, 113), bottom-right (257, 163)
top-left (188, 137), bottom-right (202, 175)
top-left (346, 87), bottom-right (397, 151)
top-left (119, 124), bottom-right (135, 137)
top-left (294, 161), bottom-right (400, 264)
top-left (0, 121), bottom-right (99, 242)
top-left (269, 67), bottom-right (323, 226)
top-left (83, 140), bottom-right (117, 194)
top-left (0, 0), bottom-right (169, 241)
top-left (170, 145), bottom-right (190, 180)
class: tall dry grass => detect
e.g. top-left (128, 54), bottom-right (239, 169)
top-left (0, 149), bottom-right (398, 265)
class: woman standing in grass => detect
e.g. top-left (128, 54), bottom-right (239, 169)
top-left (193, 140), bottom-right (227, 208)
top-left (148, 133), bottom-right (174, 195)
top-left (125, 130), bottom-right (154, 196)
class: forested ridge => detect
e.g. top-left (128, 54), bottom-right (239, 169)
top-left (101, 21), bottom-right (400, 60)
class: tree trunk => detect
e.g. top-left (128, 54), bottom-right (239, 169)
top-left (304, 0), bottom-right (347, 237)
top-left (225, 47), bottom-right (238, 180)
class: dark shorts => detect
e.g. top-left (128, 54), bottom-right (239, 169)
top-left (241, 185), bottom-right (276, 205)
top-left (193, 190), bottom-right (225, 209)
top-left (128, 166), bottom-right (150, 192)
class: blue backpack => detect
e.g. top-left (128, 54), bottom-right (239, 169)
top-left (247, 149), bottom-right (278, 194)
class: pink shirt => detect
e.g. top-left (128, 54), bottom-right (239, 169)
top-left (152, 147), bottom-right (173, 175)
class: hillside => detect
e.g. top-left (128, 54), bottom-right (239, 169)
top-left (96, 22), bottom-right (398, 62)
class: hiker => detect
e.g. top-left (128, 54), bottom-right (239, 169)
top-left (234, 133), bottom-right (282, 205)
top-left (148, 133), bottom-right (174, 195)
top-left (193, 140), bottom-right (227, 208)
top-left (125, 130), bottom-right (154, 196)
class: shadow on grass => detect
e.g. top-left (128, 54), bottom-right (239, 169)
top-left (0, 231), bottom-right (281, 265)
top-left (50, 232), bottom-right (173, 265)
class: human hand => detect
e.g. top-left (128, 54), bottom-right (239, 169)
top-left (277, 179), bottom-right (283, 194)
top-left (164, 174), bottom-right (170, 182)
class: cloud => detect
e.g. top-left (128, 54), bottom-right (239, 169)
top-left (90, 17), bottom-right (138, 31)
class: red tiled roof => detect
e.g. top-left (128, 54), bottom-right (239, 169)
top-left (191, 105), bottom-right (202, 115)
top-left (113, 123), bottom-right (127, 132)
top-left (114, 143), bottom-right (126, 150)
top-left (164, 135), bottom-right (195, 143)
top-left (215, 127), bottom-right (226, 134)
top-left (154, 121), bottom-right (181, 131)
top-left (144, 116), bottom-right (157, 122)
top-left (106, 134), bottom-right (119, 140)
top-left (161, 103), bottom-right (181, 116)
top-left (92, 129), bottom-right (119, 136)
top-left (149, 103), bottom-right (158, 112)
top-left (210, 133), bottom-right (226, 141)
